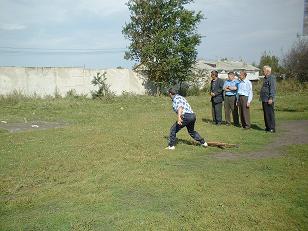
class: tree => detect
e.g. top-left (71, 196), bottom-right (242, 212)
top-left (258, 51), bottom-right (283, 75)
top-left (122, 0), bottom-right (204, 94)
top-left (283, 38), bottom-right (308, 82)
top-left (91, 72), bottom-right (115, 99)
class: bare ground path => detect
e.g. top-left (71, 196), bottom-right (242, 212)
top-left (215, 120), bottom-right (308, 160)
top-left (0, 121), bottom-right (68, 133)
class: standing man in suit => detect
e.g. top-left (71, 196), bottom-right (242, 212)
top-left (237, 70), bottom-right (253, 129)
top-left (210, 70), bottom-right (224, 125)
top-left (260, 65), bottom-right (276, 133)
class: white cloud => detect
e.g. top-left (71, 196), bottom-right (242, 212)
top-left (0, 0), bottom-right (129, 27)
top-left (0, 1), bottom-right (68, 26)
top-left (0, 23), bottom-right (27, 31)
top-left (74, 0), bottom-right (128, 16)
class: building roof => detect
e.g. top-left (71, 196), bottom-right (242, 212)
top-left (195, 59), bottom-right (259, 72)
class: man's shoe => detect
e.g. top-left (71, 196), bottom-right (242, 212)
top-left (202, 142), bottom-right (208, 147)
top-left (268, 129), bottom-right (275, 133)
top-left (165, 146), bottom-right (175, 150)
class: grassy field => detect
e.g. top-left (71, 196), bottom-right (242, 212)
top-left (0, 88), bottom-right (308, 230)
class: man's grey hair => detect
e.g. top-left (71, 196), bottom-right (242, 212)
top-left (263, 65), bottom-right (272, 73)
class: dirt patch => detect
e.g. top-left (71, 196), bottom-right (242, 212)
top-left (0, 121), bottom-right (68, 133)
top-left (214, 120), bottom-right (308, 160)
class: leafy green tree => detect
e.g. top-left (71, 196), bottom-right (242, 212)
top-left (122, 0), bottom-right (204, 94)
top-left (258, 51), bottom-right (283, 75)
top-left (283, 38), bottom-right (308, 82)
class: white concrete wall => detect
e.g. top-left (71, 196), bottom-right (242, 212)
top-left (247, 71), bottom-right (260, 81)
top-left (0, 67), bottom-right (146, 97)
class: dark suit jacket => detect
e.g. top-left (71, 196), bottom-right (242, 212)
top-left (260, 75), bottom-right (276, 102)
top-left (210, 78), bottom-right (224, 103)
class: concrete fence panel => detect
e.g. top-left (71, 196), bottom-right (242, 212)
top-left (0, 67), bottom-right (147, 97)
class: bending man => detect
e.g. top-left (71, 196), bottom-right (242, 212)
top-left (166, 88), bottom-right (208, 150)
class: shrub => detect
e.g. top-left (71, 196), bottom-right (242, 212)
top-left (91, 72), bottom-right (115, 99)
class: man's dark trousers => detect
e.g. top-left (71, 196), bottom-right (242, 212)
top-left (169, 113), bottom-right (205, 146)
top-left (211, 101), bottom-right (222, 124)
top-left (224, 95), bottom-right (239, 125)
top-left (262, 102), bottom-right (275, 131)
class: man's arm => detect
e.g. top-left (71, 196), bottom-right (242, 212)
top-left (177, 107), bottom-right (183, 125)
top-left (212, 79), bottom-right (224, 96)
top-left (223, 81), bottom-right (230, 91)
top-left (236, 81), bottom-right (240, 106)
top-left (268, 76), bottom-right (276, 104)
top-left (216, 79), bottom-right (224, 94)
top-left (247, 81), bottom-right (253, 106)
top-left (230, 81), bottom-right (238, 91)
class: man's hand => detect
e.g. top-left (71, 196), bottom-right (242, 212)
top-left (246, 102), bottom-right (250, 108)
top-left (210, 92), bottom-right (215, 97)
top-left (177, 117), bottom-right (183, 125)
top-left (268, 99), bottom-right (273, 105)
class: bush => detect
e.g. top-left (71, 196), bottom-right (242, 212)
top-left (276, 79), bottom-right (307, 93)
top-left (91, 72), bottom-right (115, 99)
top-left (65, 89), bottom-right (88, 99)
top-left (253, 79), bottom-right (307, 95)
top-left (0, 90), bottom-right (40, 105)
top-left (283, 38), bottom-right (308, 82)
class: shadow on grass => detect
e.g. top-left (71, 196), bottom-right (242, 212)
top-left (257, 107), bottom-right (306, 112)
top-left (176, 138), bottom-right (199, 146)
top-left (250, 124), bottom-right (264, 131)
top-left (202, 118), bottom-right (264, 131)
top-left (276, 107), bottom-right (305, 112)
top-left (164, 136), bottom-right (237, 149)
top-left (201, 118), bottom-right (213, 123)
top-left (164, 136), bottom-right (198, 146)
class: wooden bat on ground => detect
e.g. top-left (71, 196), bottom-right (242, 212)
top-left (207, 141), bottom-right (239, 149)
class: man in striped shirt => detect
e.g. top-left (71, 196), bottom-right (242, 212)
top-left (165, 88), bottom-right (208, 150)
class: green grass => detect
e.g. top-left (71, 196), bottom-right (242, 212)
top-left (0, 90), bottom-right (307, 230)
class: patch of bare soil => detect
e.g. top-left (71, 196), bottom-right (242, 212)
top-left (214, 120), bottom-right (308, 160)
top-left (0, 121), bottom-right (68, 133)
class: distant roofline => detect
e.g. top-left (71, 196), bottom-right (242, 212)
top-left (196, 59), bottom-right (259, 71)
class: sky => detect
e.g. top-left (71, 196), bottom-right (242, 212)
top-left (0, 0), bottom-right (305, 68)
